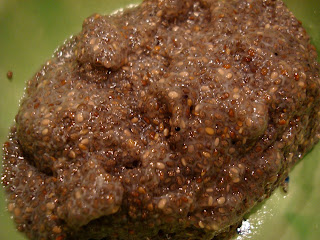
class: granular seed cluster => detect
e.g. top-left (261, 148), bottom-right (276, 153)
top-left (2, 0), bottom-right (320, 239)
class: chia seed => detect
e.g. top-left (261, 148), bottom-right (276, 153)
top-left (1, 0), bottom-right (320, 240)
top-left (6, 70), bottom-right (13, 80)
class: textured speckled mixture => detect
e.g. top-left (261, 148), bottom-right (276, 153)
top-left (2, 0), bottom-right (320, 239)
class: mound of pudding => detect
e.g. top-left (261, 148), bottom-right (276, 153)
top-left (2, 0), bottom-right (320, 239)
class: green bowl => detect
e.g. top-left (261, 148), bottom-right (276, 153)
top-left (0, 0), bottom-right (319, 239)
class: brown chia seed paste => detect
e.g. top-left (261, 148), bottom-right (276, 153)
top-left (2, 0), bottom-right (320, 239)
